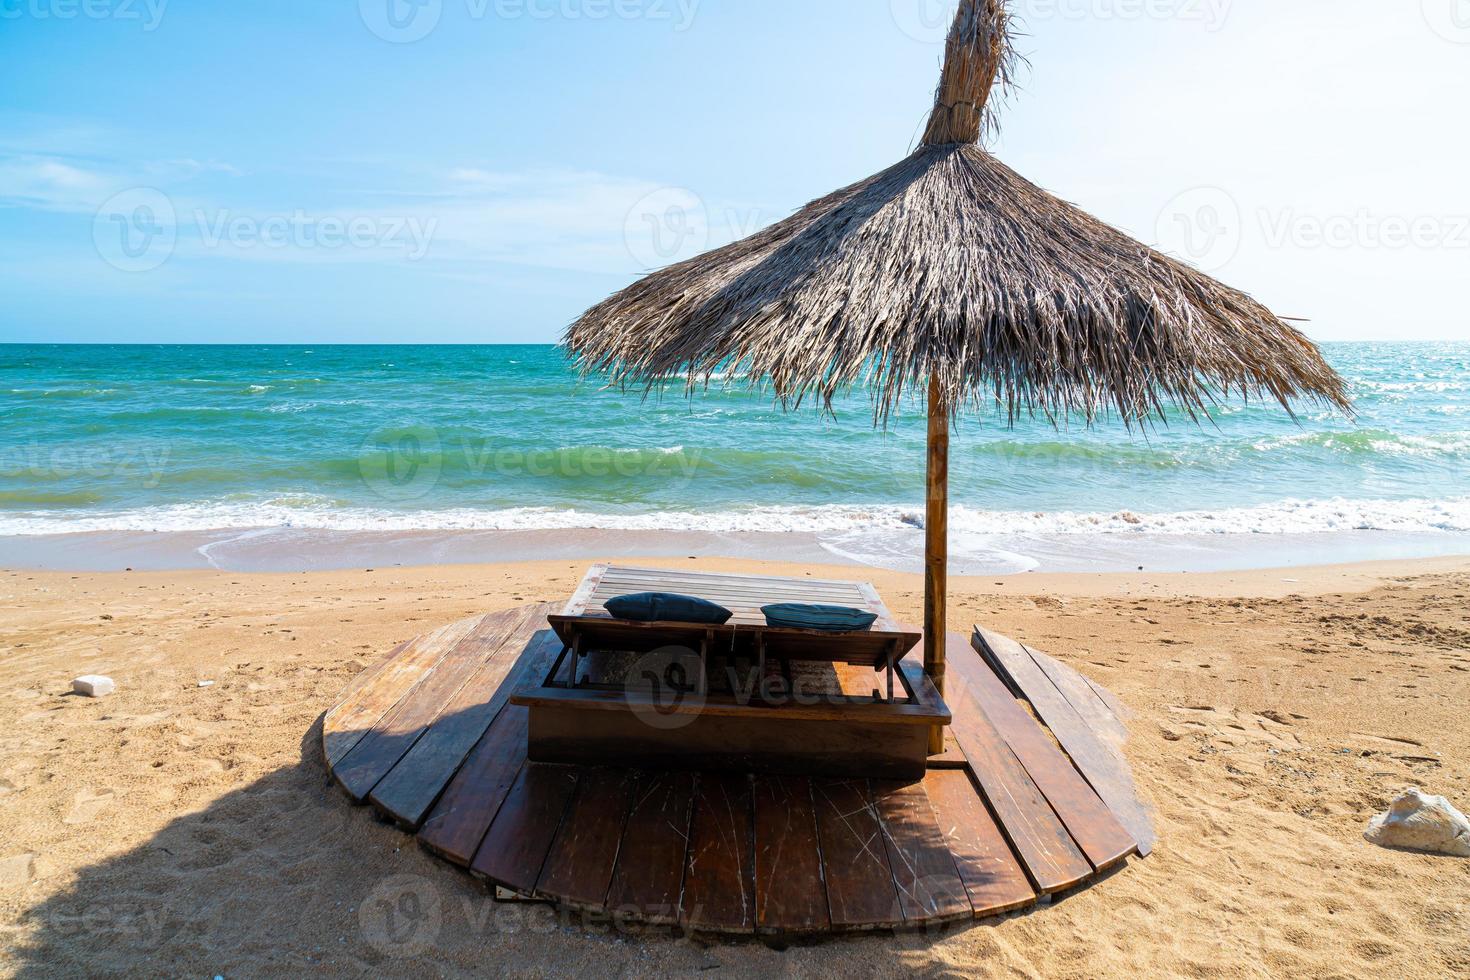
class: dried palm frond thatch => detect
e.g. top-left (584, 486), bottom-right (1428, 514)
top-left (565, 0), bottom-right (1351, 425)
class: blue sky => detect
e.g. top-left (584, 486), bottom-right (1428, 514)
top-left (1, 0), bottom-right (1467, 344)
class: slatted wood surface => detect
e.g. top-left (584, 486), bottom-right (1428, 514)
top-left (974, 627), bottom-right (1156, 857)
top-left (569, 564), bottom-right (901, 630)
top-left (812, 778), bottom-right (905, 930)
top-left (682, 772), bottom-right (756, 933)
top-left (534, 767), bottom-right (640, 909)
top-left (944, 634), bottom-right (1136, 871)
top-left (751, 774), bottom-right (829, 935)
top-left (323, 568), bottom-right (1152, 938)
top-left (872, 779), bottom-right (973, 925)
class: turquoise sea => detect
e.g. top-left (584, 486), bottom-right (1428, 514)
top-left (2, 343), bottom-right (1468, 571)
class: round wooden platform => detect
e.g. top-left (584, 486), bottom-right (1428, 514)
top-left (322, 603), bottom-right (1149, 938)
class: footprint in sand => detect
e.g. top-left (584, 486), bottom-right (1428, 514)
top-left (1349, 731), bottom-right (1422, 748)
top-left (1165, 705), bottom-right (1303, 748)
top-left (63, 788), bottom-right (115, 825)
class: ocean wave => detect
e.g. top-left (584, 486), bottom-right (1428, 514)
top-left (551, 444), bottom-right (688, 457)
top-left (1247, 429), bottom-right (1469, 458)
top-left (1356, 380), bottom-right (1468, 394)
top-left (4, 387), bottom-right (125, 399)
top-left (948, 498), bottom-right (1470, 536)
top-left (2, 497), bottom-right (1468, 537)
top-left (0, 490), bottom-right (105, 506)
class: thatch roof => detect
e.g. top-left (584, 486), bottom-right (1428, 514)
top-left (565, 0), bottom-right (1351, 425)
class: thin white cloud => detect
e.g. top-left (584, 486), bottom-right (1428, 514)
top-left (411, 166), bottom-right (774, 274)
top-left (0, 156), bottom-right (113, 211)
top-left (0, 151), bottom-right (246, 214)
top-left (0, 138), bottom-right (773, 274)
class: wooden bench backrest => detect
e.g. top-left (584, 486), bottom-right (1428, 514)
top-left (547, 615), bottom-right (921, 668)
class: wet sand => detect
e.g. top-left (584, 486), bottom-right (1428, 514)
top-left (5, 525), bottom-right (1470, 576)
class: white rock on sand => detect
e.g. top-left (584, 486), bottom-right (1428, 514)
top-left (1365, 787), bottom-right (1470, 857)
top-left (70, 675), bottom-right (115, 698)
top-left (0, 853), bottom-right (36, 888)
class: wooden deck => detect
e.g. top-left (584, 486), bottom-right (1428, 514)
top-left (321, 566), bottom-right (1151, 937)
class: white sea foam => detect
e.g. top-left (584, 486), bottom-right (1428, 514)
top-left (3, 496), bottom-right (1469, 538)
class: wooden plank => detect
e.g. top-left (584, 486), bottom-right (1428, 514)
top-left (594, 575), bottom-right (866, 595)
top-left (1085, 672), bottom-right (1131, 722)
top-left (562, 563), bottom-right (609, 615)
top-left (370, 620), bottom-right (560, 829)
top-left (929, 730), bottom-right (970, 769)
top-left (922, 769), bottom-right (1036, 917)
top-left (604, 771), bottom-right (696, 927)
top-left (1027, 644), bottom-right (1129, 747)
top-left (325, 617), bottom-right (476, 716)
top-left (944, 664), bottom-right (1092, 893)
top-left (603, 565), bottom-right (867, 590)
top-left (334, 608), bottom-right (543, 803)
top-left (416, 703), bottom-right (530, 867)
top-left (534, 768), bottom-right (640, 910)
top-left (974, 627), bottom-right (1155, 857)
top-left (871, 779), bottom-right (971, 924)
top-left (470, 763), bottom-right (579, 894)
top-left (811, 778), bottom-right (904, 930)
top-left (751, 775), bottom-right (829, 936)
top-left (903, 662), bottom-right (946, 707)
top-left (593, 577), bottom-right (868, 599)
top-left (322, 616), bottom-right (481, 767)
top-left (946, 635), bottom-right (1136, 870)
top-left (598, 567), bottom-right (865, 587)
top-left (681, 771), bottom-right (756, 935)
top-left (515, 684), bottom-right (947, 725)
top-left (526, 703), bottom-right (930, 781)
top-left (856, 581), bottom-right (901, 630)
top-left (327, 641), bottom-right (407, 714)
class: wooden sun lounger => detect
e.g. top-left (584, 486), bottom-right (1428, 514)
top-left (498, 570), bottom-right (945, 779)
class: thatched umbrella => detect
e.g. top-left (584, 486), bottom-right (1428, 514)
top-left (565, 0), bottom-right (1351, 751)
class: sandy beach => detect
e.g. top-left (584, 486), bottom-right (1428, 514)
top-left (8, 0), bottom-right (1468, 974)
top-left (2, 554), bottom-right (1467, 978)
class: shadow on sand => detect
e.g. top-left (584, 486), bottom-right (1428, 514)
top-left (13, 719), bottom-right (1041, 976)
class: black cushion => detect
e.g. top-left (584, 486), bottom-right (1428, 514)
top-left (761, 603), bottom-right (878, 633)
top-left (604, 592), bottom-right (733, 625)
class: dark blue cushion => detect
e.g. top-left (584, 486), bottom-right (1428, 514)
top-left (604, 592), bottom-right (733, 625)
top-left (761, 603), bottom-right (878, 633)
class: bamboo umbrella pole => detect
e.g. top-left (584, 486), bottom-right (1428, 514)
top-left (924, 376), bottom-right (950, 755)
